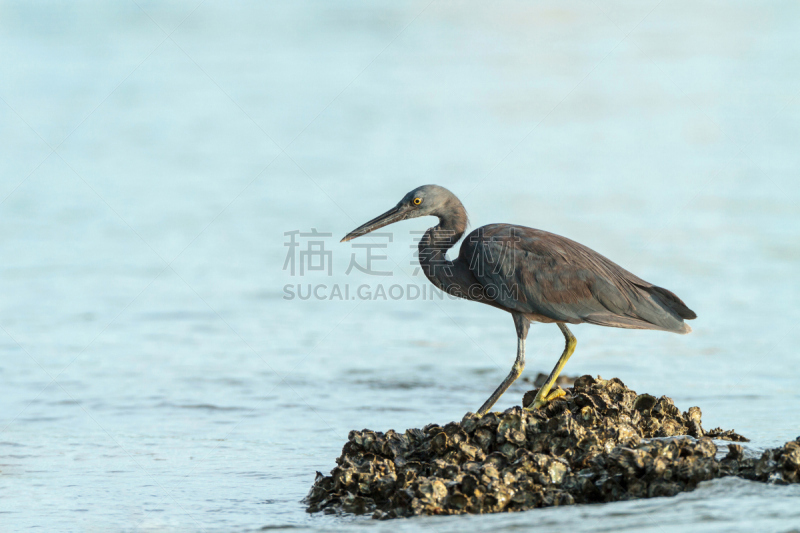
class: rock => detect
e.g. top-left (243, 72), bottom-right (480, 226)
top-left (305, 376), bottom-right (795, 518)
top-left (706, 427), bottom-right (749, 442)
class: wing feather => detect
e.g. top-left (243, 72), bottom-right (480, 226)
top-left (458, 224), bottom-right (694, 333)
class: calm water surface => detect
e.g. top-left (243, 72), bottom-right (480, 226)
top-left (1, 1), bottom-right (799, 531)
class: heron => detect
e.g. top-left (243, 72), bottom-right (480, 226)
top-left (341, 185), bottom-right (696, 415)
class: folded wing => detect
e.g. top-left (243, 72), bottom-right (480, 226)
top-left (459, 224), bottom-right (695, 333)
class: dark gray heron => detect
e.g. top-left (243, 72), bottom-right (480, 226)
top-left (341, 185), bottom-right (696, 415)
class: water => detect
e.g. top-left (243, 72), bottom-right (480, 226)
top-left (1, 1), bottom-right (799, 531)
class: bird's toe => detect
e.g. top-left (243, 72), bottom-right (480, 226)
top-left (524, 386), bottom-right (567, 411)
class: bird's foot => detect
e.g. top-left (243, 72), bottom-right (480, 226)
top-left (524, 386), bottom-right (566, 411)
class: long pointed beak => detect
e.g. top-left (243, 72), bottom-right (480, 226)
top-left (341, 204), bottom-right (409, 242)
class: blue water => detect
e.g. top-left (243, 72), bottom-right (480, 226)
top-left (1, 1), bottom-right (799, 531)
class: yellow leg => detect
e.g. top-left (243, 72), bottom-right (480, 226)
top-left (525, 323), bottom-right (576, 411)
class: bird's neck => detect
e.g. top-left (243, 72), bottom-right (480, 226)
top-left (417, 200), bottom-right (467, 289)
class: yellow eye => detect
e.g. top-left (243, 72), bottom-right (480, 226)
top-left (413, 197), bottom-right (422, 205)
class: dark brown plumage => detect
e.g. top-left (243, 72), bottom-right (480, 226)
top-left (342, 185), bottom-right (696, 415)
top-left (460, 224), bottom-right (696, 333)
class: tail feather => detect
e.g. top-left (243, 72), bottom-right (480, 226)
top-left (584, 313), bottom-right (691, 333)
top-left (645, 286), bottom-right (697, 320)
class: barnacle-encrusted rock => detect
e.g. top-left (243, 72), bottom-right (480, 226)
top-left (721, 439), bottom-right (800, 485)
top-left (305, 376), bottom-right (796, 518)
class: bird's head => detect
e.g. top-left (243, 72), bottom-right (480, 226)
top-left (340, 184), bottom-right (461, 242)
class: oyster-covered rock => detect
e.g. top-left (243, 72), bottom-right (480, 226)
top-left (305, 376), bottom-right (796, 518)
